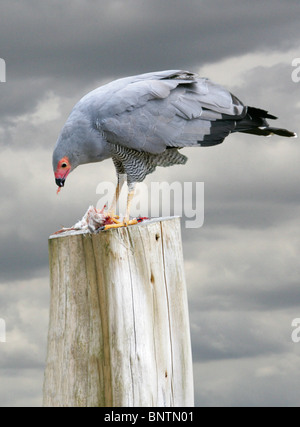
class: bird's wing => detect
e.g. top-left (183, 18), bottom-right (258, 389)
top-left (93, 70), bottom-right (246, 154)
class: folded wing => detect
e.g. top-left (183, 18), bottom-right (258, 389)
top-left (94, 70), bottom-right (246, 154)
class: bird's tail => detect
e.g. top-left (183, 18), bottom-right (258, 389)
top-left (236, 106), bottom-right (297, 138)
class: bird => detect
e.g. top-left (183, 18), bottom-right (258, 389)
top-left (53, 69), bottom-right (296, 229)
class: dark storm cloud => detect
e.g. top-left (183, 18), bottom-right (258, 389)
top-left (188, 278), bottom-right (300, 313)
top-left (1, 0), bottom-right (299, 83)
top-left (190, 312), bottom-right (285, 362)
top-left (0, 237), bottom-right (49, 283)
top-left (0, 78), bottom-right (53, 120)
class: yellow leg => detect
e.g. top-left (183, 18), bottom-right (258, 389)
top-left (102, 182), bottom-right (137, 231)
top-left (108, 174), bottom-right (126, 217)
top-left (102, 219), bottom-right (138, 231)
top-left (124, 183), bottom-right (136, 225)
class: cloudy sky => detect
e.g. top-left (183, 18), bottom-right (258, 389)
top-left (0, 0), bottom-right (300, 407)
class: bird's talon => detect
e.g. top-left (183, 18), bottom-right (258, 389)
top-left (100, 218), bottom-right (138, 231)
top-left (101, 223), bottom-right (126, 231)
top-left (112, 217), bottom-right (122, 224)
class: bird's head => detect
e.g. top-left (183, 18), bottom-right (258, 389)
top-left (52, 107), bottom-right (112, 195)
top-left (52, 115), bottom-right (84, 194)
top-left (54, 156), bottom-right (72, 193)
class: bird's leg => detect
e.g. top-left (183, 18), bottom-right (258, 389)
top-left (107, 173), bottom-right (126, 217)
top-left (124, 181), bottom-right (136, 225)
top-left (102, 181), bottom-right (138, 230)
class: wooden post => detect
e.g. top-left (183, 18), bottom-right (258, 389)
top-left (43, 217), bottom-right (194, 407)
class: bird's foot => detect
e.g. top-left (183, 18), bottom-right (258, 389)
top-left (107, 209), bottom-right (117, 218)
top-left (101, 218), bottom-right (138, 231)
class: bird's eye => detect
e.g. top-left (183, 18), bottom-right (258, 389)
top-left (61, 163), bottom-right (67, 168)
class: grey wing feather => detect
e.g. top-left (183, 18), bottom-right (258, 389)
top-left (92, 70), bottom-right (246, 154)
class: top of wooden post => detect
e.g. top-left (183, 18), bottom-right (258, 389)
top-left (49, 216), bottom-right (180, 239)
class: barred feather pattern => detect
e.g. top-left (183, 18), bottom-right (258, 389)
top-left (110, 143), bottom-right (187, 185)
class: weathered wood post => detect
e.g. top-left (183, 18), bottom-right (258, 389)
top-left (43, 217), bottom-right (194, 407)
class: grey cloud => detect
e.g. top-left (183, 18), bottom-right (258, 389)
top-left (0, 278), bottom-right (48, 407)
top-left (0, 78), bottom-right (53, 121)
top-left (0, 238), bottom-right (49, 283)
top-left (0, 369), bottom-right (43, 407)
top-left (194, 353), bottom-right (300, 406)
top-left (1, 0), bottom-right (300, 84)
top-left (188, 279), bottom-right (300, 313)
top-left (190, 312), bottom-right (285, 362)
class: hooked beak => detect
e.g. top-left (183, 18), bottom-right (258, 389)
top-left (55, 178), bottom-right (65, 187)
top-left (54, 163), bottom-right (71, 193)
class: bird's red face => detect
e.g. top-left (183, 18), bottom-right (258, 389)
top-left (54, 156), bottom-right (71, 194)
